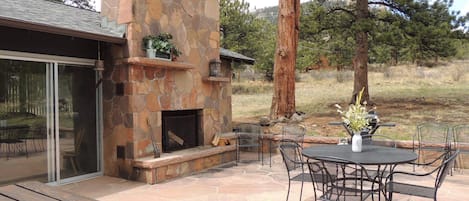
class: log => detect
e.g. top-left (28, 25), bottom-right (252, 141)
top-left (168, 130), bottom-right (184, 146)
top-left (211, 134), bottom-right (220, 146)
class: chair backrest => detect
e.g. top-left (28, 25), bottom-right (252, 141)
top-left (74, 127), bottom-right (86, 154)
top-left (235, 123), bottom-right (262, 146)
top-left (282, 124), bottom-right (306, 143)
top-left (371, 134), bottom-right (396, 148)
top-left (435, 150), bottom-right (459, 188)
top-left (309, 156), bottom-right (373, 201)
top-left (235, 123), bottom-right (262, 134)
top-left (453, 125), bottom-right (469, 149)
top-left (416, 122), bottom-right (450, 148)
top-left (279, 140), bottom-right (304, 172)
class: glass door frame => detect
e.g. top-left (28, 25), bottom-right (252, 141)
top-left (0, 50), bottom-right (104, 185)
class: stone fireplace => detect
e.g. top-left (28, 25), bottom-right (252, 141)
top-left (99, 0), bottom-right (236, 183)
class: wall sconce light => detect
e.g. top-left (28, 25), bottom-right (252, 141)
top-left (94, 60), bottom-right (104, 72)
top-left (95, 42), bottom-right (105, 72)
top-left (95, 42), bottom-right (105, 88)
top-left (94, 60), bottom-right (104, 88)
top-left (209, 59), bottom-right (222, 77)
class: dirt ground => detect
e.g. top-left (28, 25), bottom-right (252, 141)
top-left (234, 96), bottom-right (468, 140)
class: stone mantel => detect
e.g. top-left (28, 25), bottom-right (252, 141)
top-left (116, 57), bottom-right (195, 70)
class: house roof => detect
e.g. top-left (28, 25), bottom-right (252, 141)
top-left (220, 48), bottom-right (255, 65)
top-left (0, 0), bottom-right (126, 44)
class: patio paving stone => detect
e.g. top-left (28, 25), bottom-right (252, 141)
top-left (59, 154), bottom-right (469, 201)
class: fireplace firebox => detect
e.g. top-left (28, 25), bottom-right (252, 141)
top-left (162, 110), bottom-right (202, 152)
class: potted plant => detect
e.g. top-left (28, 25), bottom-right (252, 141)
top-left (143, 35), bottom-right (157, 58)
top-left (143, 33), bottom-right (182, 61)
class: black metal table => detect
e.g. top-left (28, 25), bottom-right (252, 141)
top-left (302, 145), bottom-right (417, 200)
top-left (303, 145), bottom-right (417, 165)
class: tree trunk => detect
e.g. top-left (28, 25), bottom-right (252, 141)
top-left (270, 0), bottom-right (300, 119)
top-left (392, 48), bottom-right (398, 65)
top-left (351, 0), bottom-right (370, 104)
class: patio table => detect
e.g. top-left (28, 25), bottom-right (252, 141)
top-left (302, 145), bottom-right (417, 201)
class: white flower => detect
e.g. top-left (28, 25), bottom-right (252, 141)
top-left (335, 88), bottom-right (371, 133)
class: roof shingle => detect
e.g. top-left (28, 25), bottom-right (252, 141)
top-left (0, 0), bottom-right (125, 43)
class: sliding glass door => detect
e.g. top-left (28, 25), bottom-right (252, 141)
top-left (58, 64), bottom-right (98, 179)
top-left (0, 56), bottom-right (101, 185)
top-left (0, 59), bottom-right (49, 185)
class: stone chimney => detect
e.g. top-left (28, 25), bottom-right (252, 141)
top-left (99, 0), bottom-right (232, 181)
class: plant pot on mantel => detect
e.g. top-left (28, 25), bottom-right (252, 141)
top-left (155, 52), bottom-right (172, 61)
top-left (146, 49), bottom-right (156, 58)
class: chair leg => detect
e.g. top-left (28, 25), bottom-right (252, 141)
top-left (286, 180), bottom-right (291, 201)
top-left (70, 156), bottom-right (78, 174)
top-left (24, 140), bottom-right (28, 158)
top-left (299, 176), bottom-right (304, 201)
top-left (7, 144), bottom-right (11, 160)
top-left (236, 144), bottom-right (240, 164)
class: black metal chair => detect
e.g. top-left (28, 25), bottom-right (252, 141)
top-left (235, 123), bottom-right (263, 164)
top-left (307, 155), bottom-right (379, 201)
top-left (267, 124), bottom-right (306, 168)
top-left (0, 125), bottom-right (29, 159)
top-left (282, 124), bottom-right (306, 145)
top-left (452, 125), bottom-right (469, 172)
top-left (360, 135), bottom-right (397, 179)
top-left (413, 123), bottom-right (451, 171)
top-left (279, 140), bottom-right (316, 201)
top-left (369, 134), bottom-right (397, 148)
top-left (385, 149), bottom-right (459, 201)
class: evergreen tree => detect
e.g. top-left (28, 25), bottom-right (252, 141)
top-left (300, 0), bottom-right (468, 103)
top-left (220, 0), bottom-right (277, 80)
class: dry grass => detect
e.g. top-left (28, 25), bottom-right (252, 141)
top-left (232, 61), bottom-right (469, 140)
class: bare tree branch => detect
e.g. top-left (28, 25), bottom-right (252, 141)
top-left (328, 7), bottom-right (356, 19)
top-left (368, 1), bottom-right (410, 17)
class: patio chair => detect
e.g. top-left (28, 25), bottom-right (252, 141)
top-left (413, 123), bottom-right (451, 171)
top-left (267, 124), bottom-right (306, 168)
top-left (235, 123), bottom-right (263, 164)
top-left (63, 127), bottom-right (85, 174)
top-left (385, 149), bottom-right (459, 201)
top-left (282, 124), bottom-right (306, 146)
top-left (358, 134), bottom-right (397, 179)
top-left (0, 125), bottom-right (29, 159)
top-left (452, 125), bottom-right (469, 172)
top-left (279, 140), bottom-right (316, 201)
top-left (369, 134), bottom-right (397, 148)
top-left (307, 155), bottom-right (379, 201)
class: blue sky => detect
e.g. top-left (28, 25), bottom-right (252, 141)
top-left (450, 0), bottom-right (469, 16)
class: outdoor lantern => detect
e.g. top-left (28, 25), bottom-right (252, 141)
top-left (209, 59), bottom-right (222, 77)
top-left (95, 42), bottom-right (105, 72)
top-left (94, 60), bottom-right (104, 72)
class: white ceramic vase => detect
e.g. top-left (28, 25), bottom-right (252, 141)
top-left (352, 132), bottom-right (362, 152)
top-left (146, 49), bottom-right (156, 58)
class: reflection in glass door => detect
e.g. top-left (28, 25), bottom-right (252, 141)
top-left (0, 56), bottom-right (100, 185)
top-left (0, 59), bottom-right (49, 185)
top-left (58, 64), bottom-right (98, 179)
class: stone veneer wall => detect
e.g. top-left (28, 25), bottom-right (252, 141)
top-left (100, 0), bottom-right (232, 179)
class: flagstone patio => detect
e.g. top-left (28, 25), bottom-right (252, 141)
top-left (59, 153), bottom-right (469, 201)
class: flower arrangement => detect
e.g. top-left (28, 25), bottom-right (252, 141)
top-left (335, 88), bottom-right (373, 133)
